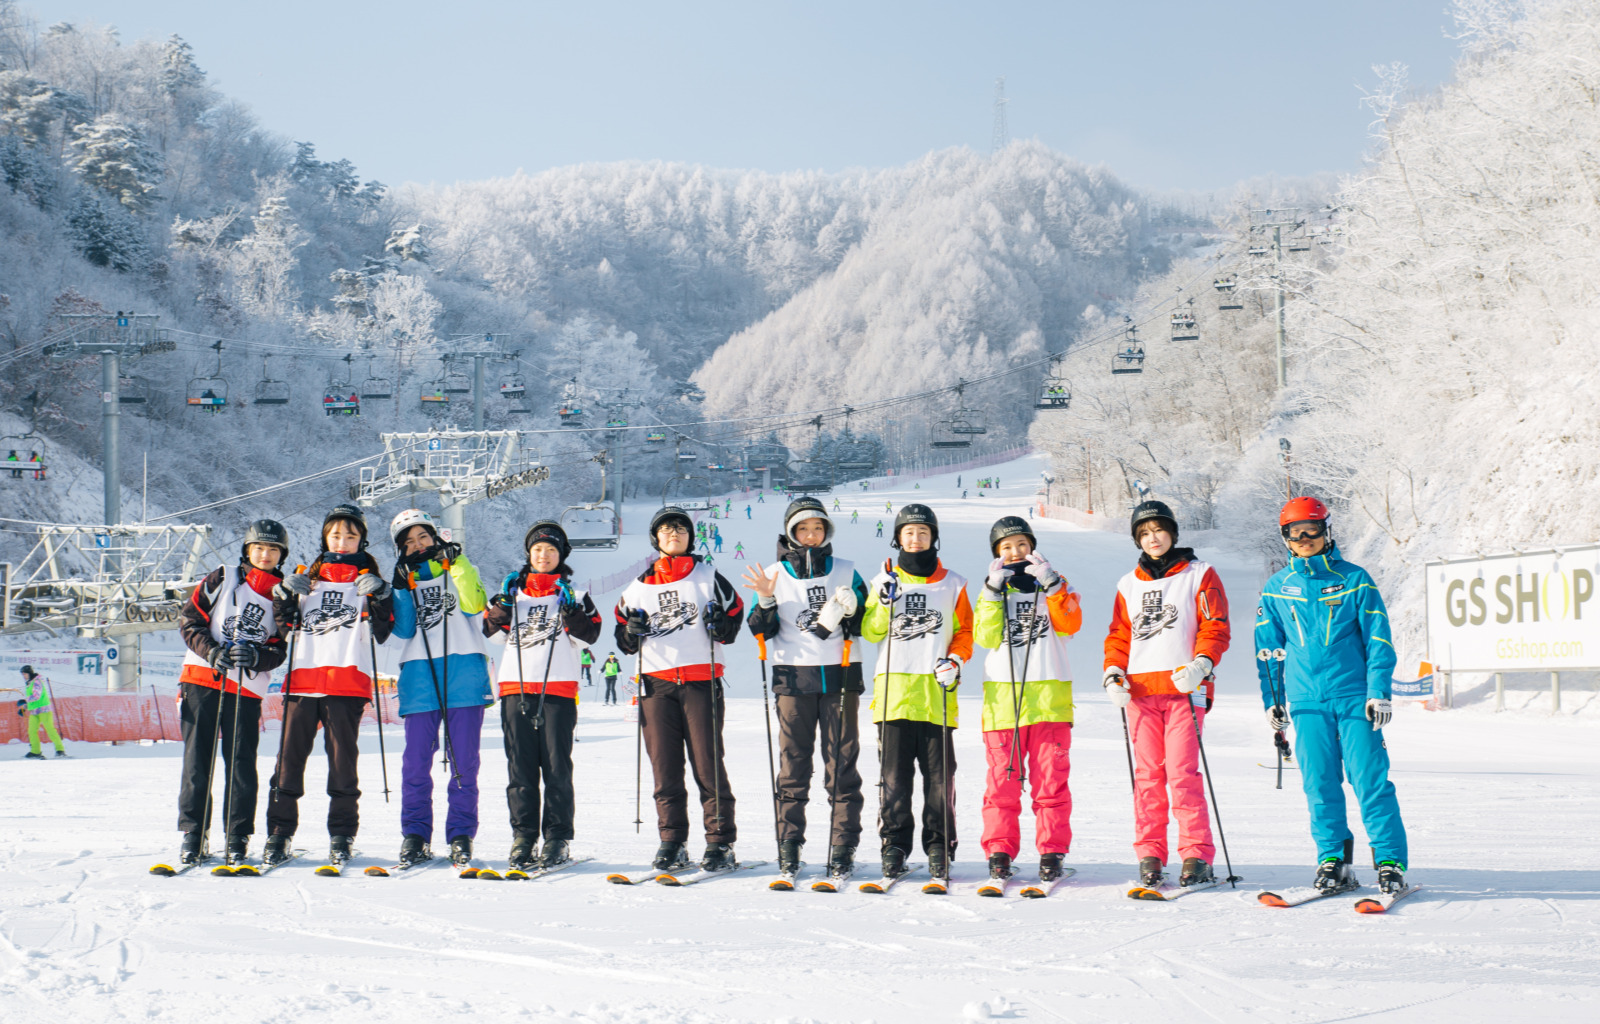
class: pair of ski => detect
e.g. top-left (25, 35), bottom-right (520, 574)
top-left (149, 850), bottom-right (305, 877)
top-left (363, 856), bottom-right (593, 881)
top-left (766, 862), bottom-right (934, 894)
top-left (976, 867), bottom-right (1077, 899)
top-left (1258, 882), bottom-right (1422, 914)
top-left (607, 859), bottom-right (769, 887)
top-left (1126, 876), bottom-right (1227, 901)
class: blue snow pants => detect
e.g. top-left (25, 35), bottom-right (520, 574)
top-left (1291, 704), bottom-right (1408, 869)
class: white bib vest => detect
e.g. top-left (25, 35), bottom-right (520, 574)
top-left (1120, 561), bottom-right (1212, 676)
top-left (179, 565), bottom-right (280, 697)
top-left (494, 590), bottom-right (587, 686)
top-left (396, 573), bottom-right (486, 665)
top-left (766, 557), bottom-right (855, 666)
top-left (289, 579), bottom-right (373, 694)
top-left (621, 561), bottom-right (718, 677)
top-left (980, 588), bottom-right (1074, 685)
top-left (872, 570), bottom-right (967, 679)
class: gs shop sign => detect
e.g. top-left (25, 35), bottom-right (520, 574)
top-left (1426, 545), bottom-right (1600, 671)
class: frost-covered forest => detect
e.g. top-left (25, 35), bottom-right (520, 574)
top-left (3, 0), bottom-right (1597, 648)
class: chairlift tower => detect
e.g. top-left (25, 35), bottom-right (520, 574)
top-left (354, 430), bottom-right (549, 548)
top-left (1248, 209), bottom-right (1304, 388)
top-left (446, 333), bottom-right (514, 431)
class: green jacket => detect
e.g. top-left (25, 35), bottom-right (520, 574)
top-left (859, 562), bottom-right (973, 727)
top-left (23, 675), bottom-right (50, 713)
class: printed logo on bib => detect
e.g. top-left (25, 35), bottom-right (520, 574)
top-left (891, 591), bottom-right (943, 642)
top-left (1005, 600), bottom-right (1051, 647)
top-left (645, 590), bottom-right (699, 636)
top-left (302, 590), bottom-right (360, 635)
top-left (794, 583), bottom-right (828, 633)
top-left (510, 605), bottom-right (560, 649)
top-left (222, 602), bottom-right (269, 644)
top-left (415, 585), bottom-right (460, 630)
top-left (1130, 588), bottom-right (1179, 641)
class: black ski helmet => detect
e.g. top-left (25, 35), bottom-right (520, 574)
top-left (649, 506), bottom-right (694, 551)
top-left (891, 503), bottom-right (939, 549)
top-left (1129, 500), bottom-right (1178, 544)
top-left (783, 496), bottom-right (833, 544)
top-left (240, 519), bottom-right (290, 564)
top-left (19, 664), bottom-right (36, 679)
top-left (322, 503), bottom-right (369, 549)
top-left (988, 516), bottom-right (1036, 557)
top-left (523, 519), bottom-right (571, 561)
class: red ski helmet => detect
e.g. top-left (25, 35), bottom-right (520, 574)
top-left (1279, 496), bottom-right (1330, 527)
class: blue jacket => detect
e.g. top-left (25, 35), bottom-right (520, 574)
top-left (1255, 543), bottom-right (1396, 710)
top-left (390, 556), bottom-right (493, 715)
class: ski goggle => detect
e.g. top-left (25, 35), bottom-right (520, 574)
top-left (1280, 520), bottom-right (1327, 543)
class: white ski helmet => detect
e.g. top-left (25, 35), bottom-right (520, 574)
top-left (390, 508), bottom-right (440, 551)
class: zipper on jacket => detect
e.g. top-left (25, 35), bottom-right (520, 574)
top-left (1289, 608), bottom-right (1306, 645)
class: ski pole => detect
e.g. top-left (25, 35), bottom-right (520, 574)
top-left (196, 640), bottom-right (233, 861)
top-left (440, 567), bottom-right (458, 787)
top-left (707, 599), bottom-right (724, 828)
top-left (368, 623), bottom-right (390, 803)
top-left (939, 664), bottom-right (952, 879)
top-left (1012, 585), bottom-right (1043, 787)
top-left (875, 559), bottom-right (896, 839)
top-left (1119, 705), bottom-right (1137, 794)
top-left (220, 658), bottom-right (248, 849)
top-left (830, 638), bottom-right (851, 858)
top-left (1001, 585), bottom-right (1019, 780)
top-left (267, 614), bottom-right (298, 807)
top-left (410, 569), bottom-right (460, 785)
top-left (633, 640), bottom-right (645, 833)
top-left (532, 602), bottom-right (559, 731)
top-left (1271, 666), bottom-right (1289, 791)
top-left (758, 635), bottom-right (779, 859)
top-left (1188, 698), bottom-right (1239, 886)
top-left (509, 576), bottom-right (530, 717)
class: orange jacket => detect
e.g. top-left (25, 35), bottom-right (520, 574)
top-left (1104, 559), bottom-right (1230, 700)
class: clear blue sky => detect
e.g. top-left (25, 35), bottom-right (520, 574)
top-left (30, 0), bottom-right (1460, 191)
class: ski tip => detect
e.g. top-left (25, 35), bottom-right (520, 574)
top-left (1127, 887), bottom-right (1167, 901)
top-left (857, 882), bottom-right (885, 894)
top-left (921, 882), bottom-right (948, 895)
top-left (605, 873), bottom-right (638, 885)
top-left (977, 884), bottom-right (1004, 897)
top-left (233, 865), bottom-right (261, 877)
top-left (210, 865), bottom-right (236, 877)
top-left (768, 879), bottom-right (794, 891)
top-left (476, 869), bottom-right (503, 881)
top-left (363, 866), bottom-right (390, 877)
top-left (313, 866), bottom-right (341, 876)
top-left (149, 864), bottom-right (177, 876)
top-left (1018, 887), bottom-right (1045, 898)
top-left (1354, 898), bottom-right (1386, 914)
top-left (505, 870), bottom-right (529, 881)
top-left (656, 875), bottom-right (684, 887)
top-left (1257, 892), bottom-right (1290, 907)
top-left (810, 881), bottom-right (838, 893)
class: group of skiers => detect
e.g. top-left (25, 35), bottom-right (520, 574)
top-left (166, 490), bottom-right (1409, 898)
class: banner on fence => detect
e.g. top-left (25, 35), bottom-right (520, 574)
top-left (1426, 545), bottom-right (1600, 672)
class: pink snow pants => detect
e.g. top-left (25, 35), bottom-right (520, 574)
top-left (1127, 694), bottom-right (1214, 864)
top-left (980, 721), bottom-right (1073, 858)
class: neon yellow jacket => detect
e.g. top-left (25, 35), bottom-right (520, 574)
top-left (974, 583), bottom-right (1082, 730)
top-left (860, 561), bottom-right (973, 727)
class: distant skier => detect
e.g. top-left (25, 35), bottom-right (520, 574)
top-left (173, 520), bottom-right (292, 865)
top-left (614, 507), bottom-right (745, 874)
top-left (1256, 497), bottom-right (1407, 896)
top-left (17, 665), bottom-right (66, 760)
top-left (875, 520), bottom-right (883, 538)
top-left (713, 527), bottom-right (723, 553)
top-left (601, 653), bottom-right (622, 705)
top-left (745, 505), bottom-right (752, 519)
top-left (579, 647), bottom-right (595, 687)
top-left (733, 541), bottom-right (746, 560)
top-left (1103, 501), bottom-right (1231, 889)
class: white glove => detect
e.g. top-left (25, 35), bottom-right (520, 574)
top-left (355, 573), bottom-right (390, 599)
top-left (1366, 698), bottom-right (1392, 731)
top-left (1171, 655), bottom-right (1213, 694)
top-left (1103, 666), bottom-right (1130, 709)
top-left (870, 570), bottom-right (898, 606)
top-left (275, 572), bottom-right (312, 599)
top-left (934, 657), bottom-right (961, 690)
top-left (815, 586), bottom-right (857, 633)
top-left (1023, 552), bottom-right (1062, 593)
top-left (1267, 704), bottom-right (1290, 732)
top-left (984, 558), bottom-right (1010, 595)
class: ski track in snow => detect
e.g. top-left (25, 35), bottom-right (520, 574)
top-left (2, 455), bottom-right (1598, 1022)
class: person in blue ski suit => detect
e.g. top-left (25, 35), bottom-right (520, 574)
top-left (1255, 496), bottom-right (1408, 895)
top-left (388, 509), bottom-right (495, 868)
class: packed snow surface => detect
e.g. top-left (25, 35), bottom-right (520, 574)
top-left (3, 455), bottom-right (1596, 1022)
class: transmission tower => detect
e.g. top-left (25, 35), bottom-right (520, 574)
top-left (991, 77), bottom-right (1009, 153)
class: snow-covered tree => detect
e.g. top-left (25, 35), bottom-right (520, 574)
top-left (70, 112), bottom-right (162, 213)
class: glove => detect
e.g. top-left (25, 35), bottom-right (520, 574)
top-left (984, 558), bottom-right (1010, 595)
top-left (556, 578), bottom-right (577, 611)
top-left (228, 644), bottom-right (260, 671)
top-left (703, 600), bottom-right (724, 634)
top-left (624, 608), bottom-right (652, 637)
top-left (815, 586), bottom-right (856, 633)
top-left (870, 570), bottom-right (898, 606)
top-left (206, 646), bottom-right (231, 671)
top-left (1023, 552), bottom-right (1062, 593)
top-left (15, 700), bottom-right (24, 717)
top-left (442, 542), bottom-right (463, 563)
top-left (355, 573), bottom-right (390, 599)
top-left (1366, 698), bottom-right (1392, 731)
top-left (274, 572), bottom-right (311, 599)
top-left (1103, 666), bottom-right (1131, 709)
top-left (1171, 655), bottom-right (1213, 694)
top-left (934, 657), bottom-right (961, 690)
top-left (1267, 704), bottom-right (1290, 732)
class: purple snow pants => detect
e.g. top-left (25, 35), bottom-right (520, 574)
top-left (401, 705), bottom-right (484, 841)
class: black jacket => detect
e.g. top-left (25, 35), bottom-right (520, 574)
top-left (746, 538), bottom-right (866, 696)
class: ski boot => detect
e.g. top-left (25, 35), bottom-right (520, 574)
top-left (329, 835), bottom-right (355, 866)
top-left (448, 836), bottom-right (473, 868)
top-left (224, 835), bottom-right (250, 866)
top-left (179, 831), bottom-right (204, 867)
top-left (54, 750), bottom-right (68, 758)
top-left (538, 839), bottom-right (571, 869)
top-left (23, 751), bottom-right (44, 760)
top-left (987, 852), bottom-right (1013, 880)
top-left (927, 841), bottom-right (950, 881)
top-left (1138, 856), bottom-right (1164, 888)
top-left (700, 843), bottom-right (734, 872)
top-left (1039, 853), bottom-right (1065, 883)
top-left (398, 834), bottom-right (432, 870)
top-left (881, 845), bottom-right (908, 878)
top-left (653, 841), bottom-right (689, 872)
top-left (1376, 861), bottom-right (1406, 895)
top-left (778, 839), bottom-right (802, 875)
top-left (1179, 858), bottom-right (1215, 886)
top-left (507, 834), bottom-right (536, 872)
top-left (262, 834), bottom-right (292, 867)
top-left (1314, 857), bottom-right (1357, 892)
top-left (828, 844), bottom-right (856, 877)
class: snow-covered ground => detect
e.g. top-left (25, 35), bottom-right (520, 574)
top-left (3, 454), bottom-right (1597, 1023)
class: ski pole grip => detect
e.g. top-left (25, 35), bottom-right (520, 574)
top-left (757, 636), bottom-right (767, 662)
top-left (842, 638), bottom-right (851, 669)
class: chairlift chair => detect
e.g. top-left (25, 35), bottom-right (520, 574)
top-left (420, 358), bottom-right (451, 407)
top-left (499, 377), bottom-right (526, 400)
top-left (117, 374), bottom-right (148, 405)
top-left (558, 405), bottom-right (586, 427)
top-left (1170, 302), bottom-right (1200, 342)
top-left (931, 419), bottom-right (973, 449)
top-left (185, 340), bottom-right (229, 413)
top-left (1035, 377), bottom-right (1071, 410)
top-left (442, 361), bottom-right (472, 395)
top-left (254, 356), bottom-right (290, 406)
top-left (949, 415), bottom-right (987, 435)
top-left (605, 417), bottom-right (628, 429)
top-left (360, 359), bottom-right (393, 401)
top-left (323, 354), bottom-right (360, 416)
top-left (645, 431), bottom-right (666, 449)
top-left (1248, 245), bottom-right (1270, 257)
top-left (1112, 343), bottom-right (1146, 375)
top-left (560, 503), bottom-right (620, 551)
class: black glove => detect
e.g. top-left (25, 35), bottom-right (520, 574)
top-left (624, 608), bottom-right (652, 637)
top-left (15, 700), bottom-right (24, 717)
top-left (206, 646), bottom-right (230, 671)
top-left (229, 644), bottom-right (260, 671)
top-left (437, 541), bottom-right (462, 563)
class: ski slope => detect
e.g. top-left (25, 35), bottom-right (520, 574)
top-left (2, 454), bottom-right (1597, 1023)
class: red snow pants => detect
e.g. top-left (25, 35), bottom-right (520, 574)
top-left (1127, 693), bottom-right (1214, 864)
top-left (979, 721), bottom-right (1073, 858)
